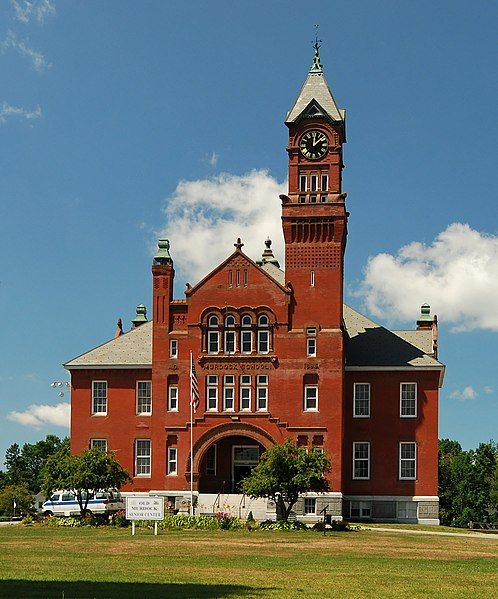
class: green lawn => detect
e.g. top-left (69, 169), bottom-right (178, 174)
top-left (0, 525), bottom-right (497, 598)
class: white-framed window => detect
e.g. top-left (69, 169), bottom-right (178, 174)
top-left (299, 173), bottom-right (307, 192)
top-left (228, 270), bottom-right (233, 288)
top-left (353, 383), bottom-right (370, 418)
top-left (206, 375), bottom-right (218, 411)
top-left (311, 270), bottom-right (315, 287)
top-left (168, 386), bottom-right (178, 412)
top-left (169, 339), bottom-right (178, 358)
top-left (304, 385), bottom-right (318, 411)
top-left (90, 438), bottom-right (107, 451)
top-left (206, 444), bottom-right (216, 475)
top-left (241, 315), bottom-right (252, 353)
top-left (309, 194), bottom-right (317, 203)
top-left (224, 315), bottom-right (236, 354)
top-left (303, 497), bottom-right (316, 515)
top-left (256, 375), bottom-right (268, 411)
top-left (240, 375), bottom-right (252, 411)
top-left (306, 327), bottom-right (317, 357)
top-left (310, 173), bottom-right (318, 192)
top-left (397, 501), bottom-right (418, 519)
top-left (257, 314), bottom-right (269, 354)
top-left (400, 383), bottom-right (417, 418)
top-left (136, 380), bottom-right (152, 415)
top-left (399, 442), bottom-right (417, 480)
top-left (92, 381), bottom-right (108, 415)
top-left (350, 501), bottom-right (371, 519)
top-left (208, 315), bottom-right (219, 354)
top-left (167, 447), bottom-right (177, 475)
top-left (223, 375), bottom-right (235, 411)
top-left (243, 269), bottom-right (248, 287)
top-left (321, 173), bottom-right (328, 191)
top-left (353, 442), bottom-right (370, 480)
top-left (135, 439), bottom-right (151, 476)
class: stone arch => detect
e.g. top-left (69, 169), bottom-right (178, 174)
top-left (189, 422), bottom-right (277, 476)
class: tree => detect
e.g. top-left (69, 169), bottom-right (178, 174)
top-left (0, 484), bottom-right (34, 517)
top-left (241, 439), bottom-right (330, 521)
top-left (41, 448), bottom-right (131, 517)
top-left (3, 435), bottom-right (70, 493)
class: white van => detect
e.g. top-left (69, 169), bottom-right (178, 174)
top-left (42, 490), bottom-right (124, 517)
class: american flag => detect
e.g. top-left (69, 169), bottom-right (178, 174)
top-left (190, 351), bottom-right (200, 412)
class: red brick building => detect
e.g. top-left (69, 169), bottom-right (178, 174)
top-left (66, 46), bottom-right (444, 524)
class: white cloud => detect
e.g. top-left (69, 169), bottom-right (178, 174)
top-left (483, 386), bottom-right (494, 395)
top-left (0, 101), bottom-right (42, 123)
top-left (158, 170), bottom-right (286, 284)
top-left (11, 0), bottom-right (56, 24)
top-left (2, 30), bottom-right (51, 73)
top-left (449, 386), bottom-right (477, 401)
top-left (7, 402), bottom-right (70, 429)
top-left (357, 223), bottom-right (498, 332)
top-left (206, 152), bottom-right (219, 167)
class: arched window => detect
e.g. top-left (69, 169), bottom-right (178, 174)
top-left (207, 315), bottom-right (219, 354)
top-left (257, 314), bottom-right (270, 354)
top-left (241, 315), bottom-right (252, 354)
top-left (224, 315), bottom-right (236, 354)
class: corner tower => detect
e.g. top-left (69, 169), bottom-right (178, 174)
top-left (282, 41), bottom-right (347, 329)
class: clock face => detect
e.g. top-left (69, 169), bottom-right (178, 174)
top-left (300, 130), bottom-right (328, 160)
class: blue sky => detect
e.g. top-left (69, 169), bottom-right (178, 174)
top-left (0, 0), bottom-right (497, 463)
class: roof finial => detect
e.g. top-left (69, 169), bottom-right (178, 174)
top-left (310, 24), bottom-right (323, 73)
top-left (234, 238), bottom-right (244, 250)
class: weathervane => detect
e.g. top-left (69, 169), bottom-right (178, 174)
top-left (311, 24), bottom-right (323, 72)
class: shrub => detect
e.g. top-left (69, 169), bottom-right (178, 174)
top-left (259, 519), bottom-right (308, 531)
top-left (21, 515), bottom-right (34, 526)
top-left (112, 509), bottom-right (128, 527)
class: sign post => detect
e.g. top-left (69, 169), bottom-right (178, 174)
top-left (125, 496), bottom-right (164, 536)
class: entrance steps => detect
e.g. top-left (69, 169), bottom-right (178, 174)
top-left (196, 493), bottom-right (271, 521)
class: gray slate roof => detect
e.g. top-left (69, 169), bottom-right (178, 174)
top-left (65, 304), bottom-right (441, 372)
top-left (260, 262), bottom-right (286, 286)
top-left (286, 70), bottom-right (345, 123)
top-left (343, 305), bottom-right (442, 368)
top-left (64, 321), bottom-right (152, 369)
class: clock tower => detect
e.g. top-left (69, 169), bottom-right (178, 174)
top-left (282, 41), bottom-right (347, 331)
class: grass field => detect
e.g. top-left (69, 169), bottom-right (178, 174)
top-left (0, 525), bottom-right (497, 598)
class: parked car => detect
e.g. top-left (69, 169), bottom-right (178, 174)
top-left (42, 490), bottom-right (124, 517)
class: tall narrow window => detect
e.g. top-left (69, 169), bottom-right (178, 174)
top-left (353, 383), bottom-right (370, 418)
top-left (310, 174), bottom-right (318, 192)
top-left (135, 439), bottom-right (151, 476)
top-left (167, 447), bottom-right (177, 475)
top-left (92, 381), bottom-right (107, 415)
top-left (299, 174), bottom-right (307, 192)
top-left (168, 386), bottom-right (178, 411)
top-left (256, 375), bottom-right (268, 411)
top-left (304, 385), bottom-right (318, 411)
top-left (223, 375), bottom-right (235, 411)
top-left (240, 375), bottom-right (252, 411)
top-left (206, 444), bottom-right (217, 475)
top-left (353, 442), bottom-right (370, 480)
top-left (208, 315), bottom-right (219, 354)
top-left (224, 315), bottom-right (236, 354)
top-left (241, 315), bottom-right (252, 354)
top-left (306, 328), bottom-right (317, 357)
top-left (321, 173), bottom-right (328, 191)
top-left (400, 383), bottom-right (417, 417)
top-left (206, 375), bottom-right (218, 411)
top-left (311, 271), bottom-right (315, 287)
top-left (257, 314), bottom-right (269, 354)
top-left (228, 270), bottom-right (233, 288)
top-left (136, 381), bottom-right (152, 415)
top-left (399, 442), bottom-right (417, 480)
top-left (243, 269), bottom-right (248, 287)
top-left (169, 339), bottom-right (178, 358)
top-left (236, 270), bottom-right (240, 287)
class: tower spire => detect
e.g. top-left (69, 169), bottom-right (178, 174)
top-left (310, 24), bottom-right (323, 73)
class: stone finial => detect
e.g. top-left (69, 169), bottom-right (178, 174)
top-left (154, 239), bottom-right (173, 265)
top-left (131, 304), bottom-right (148, 328)
top-left (234, 238), bottom-right (244, 250)
top-left (114, 318), bottom-right (123, 338)
top-left (256, 238), bottom-right (280, 268)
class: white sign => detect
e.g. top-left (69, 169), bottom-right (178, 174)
top-left (125, 496), bottom-right (164, 521)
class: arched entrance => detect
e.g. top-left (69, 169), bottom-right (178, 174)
top-left (191, 423), bottom-right (276, 494)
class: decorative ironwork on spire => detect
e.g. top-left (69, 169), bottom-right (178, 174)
top-left (234, 238), bottom-right (244, 250)
top-left (310, 24), bottom-right (323, 73)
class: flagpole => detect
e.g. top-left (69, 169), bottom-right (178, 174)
top-left (190, 351), bottom-right (194, 516)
